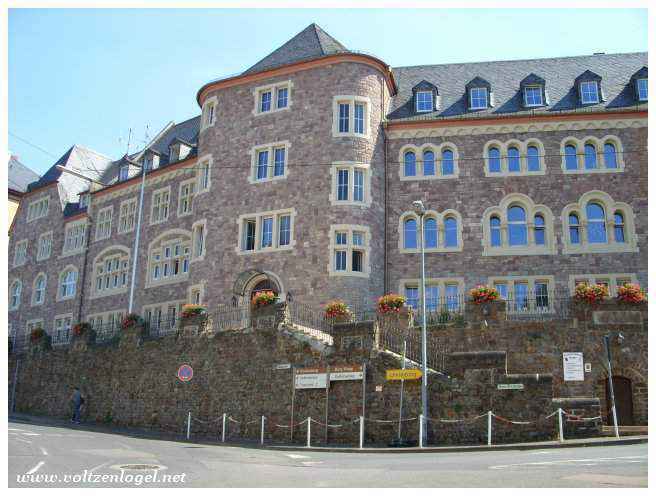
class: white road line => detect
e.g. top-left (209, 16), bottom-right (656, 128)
top-left (301, 461), bottom-right (323, 466)
top-left (9, 428), bottom-right (26, 432)
top-left (26, 461), bottom-right (45, 474)
top-left (23, 432), bottom-right (41, 436)
top-left (39, 446), bottom-right (48, 456)
top-left (490, 455), bottom-right (647, 470)
top-left (89, 462), bottom-right (108, 473)
top-left (286, 454), bottom-right (310, 459)
top-left (13, 437), bottom-right (33, 445)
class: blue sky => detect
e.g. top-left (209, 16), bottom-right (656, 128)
top-left (9, 8), bottom-right (647, 175)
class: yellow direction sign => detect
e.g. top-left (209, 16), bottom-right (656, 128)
top-left (386, 369), bottom-right (422, 381)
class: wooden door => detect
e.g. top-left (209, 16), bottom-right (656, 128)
top-left (605, 376), bottom-right (635, 426)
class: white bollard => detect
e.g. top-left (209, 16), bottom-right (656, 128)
top-left (222, 413), bottom-right (227, 443)
top-left (261, 415), bottom-right (265, 445)
top-left (558, 408), bottom-right (564, 443)
top-left (306, 417), bottom-right (311, 448)
top-left (419, 414), bottom-right (424, 448)
top-left (359, 416), bottom-right (364, 449)
top-left (186, 411), bottom-right (191, 440)
top-left (487, 411), bottom-right (492, 446)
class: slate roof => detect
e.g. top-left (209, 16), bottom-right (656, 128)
top-left (388, 52), bottom-right (648, 121)
top-left (8, 155), bottom-right (40, 194)
top-left (243, 23), bottom-right (350, 75)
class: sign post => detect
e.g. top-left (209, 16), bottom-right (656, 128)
top-left (324, 365), bottom-right (330, 444)
top-left (487, 411), bottom-right (492, 446)
top-left (290, 368), bottom-right (296, 442)
top-left (398, 340), bottom-right (407, 442)
top-left (260, 415), bottom-right (265, 445)
top-left (222, 413), bottom-right (226, 442)
top-left (558, 408), bottom-right (564, 442)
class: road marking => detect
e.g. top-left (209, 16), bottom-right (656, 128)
top-left (490, 455), bottom-right (647, 470)
top-left (530, 451), bottom-right (553, 455)
top-left (9, 428), bottom-right (26, 432)
top-left (23, 432), bottom-right (41, 436)
top-left (286, 454), bottom-right (310, 459)
top-left (39, 446), bottom-right (48, 456)
top-left (13, 437), bottom-right (33, 445)
top-left (301, 461), bottom-right (323, 466)
top-left (89, 462), bottom-right (108, 473)
top-left (26, 461), bottom-right (45, 474)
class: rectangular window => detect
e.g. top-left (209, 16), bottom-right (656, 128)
top-left (178, 181), bottom-right (195, 216)
top-left (524, 86), bottom-right (543, 106)
top-left (330, 226), bottom-right (369, 276)
top-left (244, 220), bottom-right (256, 251)
top-left (637, 78), bottom-right (648, 101)
top-left (198, 161), bottom-right (210, 191)
top-left (240, 210), bottom-right (294, 253)
top-left (426, 285), bottom-right (440, 312)
top-left (416, 91), bottom-right (433, 112)
top-left (580, 81), bottom-right (599, 104)
top-left (64, 222), bottom-right (87, 254)
top-left (37, 233), bottom-right (52, 261)
top-left (13, 240), bottom-right (28, 266)
top-left (193, 224), bottom-right (204, 258)
top-left (151, 188), bottom-right (170, 223)
top-left (354, 103), bottom-right (365, 134)
top-left (470, 87), bottom-right (488, 109)
top-left (495, 283), bottom-right (508, 300)
top-left (336, 232), bottom-right (347, 245)
top-left (404, 286), bottom-right (419, 310)
top-left (27, 197), bottom-right (49, 222)
top-left (337, 169), bottom-right (349, 201)
top-left (535, 281), bottom-right (549, 309)
top-left (273, 148), bottom-right (285, 177)
top-left (353, 170), bottom-right (364, 202)
top-left (257, 151), bottom-right (268, 180)
top-left (95, 207), bottom-right (113, 240)
top-left (513, 282), bottom-right (529, 311)
top-left (260, 91), bottom-right (272, 112)
top-left (118, 198), bottom-right (137, 233)
top-left (277, 87), bottom-right (288, 108)
top-left (339, 103), bottom-right (350, 133)
top-left (278, 215), bottom-right (291, 246)
top-left (335, 250), bottom-right (347, 271)
top-left (352, 250), bottom-right (363, 272)
top-left (261, 217), bottom-right (273, 248)
top-left (119, 166), bottom-right (129, 181)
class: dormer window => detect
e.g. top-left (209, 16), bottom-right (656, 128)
top-left (119, 165), bottom-right (129, 181)
top-left (637, 78), bottom-right (648, 101)
top-left (79, 194), bottom-right (89, 209)
top-left (580, 81), bottom-right (599, 104)
top-left (519, 73), bottom-right (547, 108)
top-left (523, 86), bottom-right (543, 106)
top-left (470, 87), bottom-right (488, 109)
top-left (416, 91), bottom-right (433, 112)
top-left (144, 153), bottom-right (160, 171)
top-left (630, 67), bottom-right (648, 102)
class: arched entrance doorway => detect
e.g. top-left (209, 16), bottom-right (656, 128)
top-left (600, 376), bottom-right (635, 425)
top-left (232, 269), bottom-right (284, 306)
top-left (249, 278), bottom-right (280, 301)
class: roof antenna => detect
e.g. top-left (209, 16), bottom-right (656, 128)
top-left (125, 127), bottom-right (132, 157)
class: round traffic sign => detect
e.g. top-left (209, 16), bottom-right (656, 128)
top-left (177, 364), bottom-right (194, 382)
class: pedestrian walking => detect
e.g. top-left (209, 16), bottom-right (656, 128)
top-left (70, 387), bottom-right (84, 424)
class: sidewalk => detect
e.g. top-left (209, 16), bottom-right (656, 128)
top-left (9, 412), bottom-right (647, 454)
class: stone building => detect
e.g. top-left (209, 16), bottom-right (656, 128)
top-left (8, 24), bottom-right (648, 341)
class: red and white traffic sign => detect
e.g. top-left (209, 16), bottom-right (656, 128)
top-left (177, 364), bottom-right (193, 382)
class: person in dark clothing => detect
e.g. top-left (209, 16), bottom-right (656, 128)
top-left (70, 387), bottom-right (83, 424)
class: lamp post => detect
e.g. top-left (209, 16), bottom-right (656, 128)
top-left (412, 200), bottom-right (428, 445)
top-left (603, 332), bottom-right (624, 439)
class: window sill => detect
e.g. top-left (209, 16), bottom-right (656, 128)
top-left (56, 294), bottom-right (76, 303)
top-left (400, 174), bottom-right (459, 181)
top-left (484, 170), bottom-right (545, 178)
top-left (145, 275), bottom-right (190, 289)
top-left (90, 288), bottom-right (128, 300)
top-left (331, 199), bottom-right (371, 208)
top-left (248, 174), bottom-right (288, 185)
top-left (400, 246), bottom-right (463, 254)
top-left (117, 228), bottom-right (136, 235)
top-left (328, 270), bottom-right (370, 278)
top-left (483, 245), bottom-right (556, 256)
top-left (252, 105), bottom-right (291, 117)
top-left (31, 301), bottom-right (45, 307)
top-left (562, 243), bottom-right (639, 255)
top-left (561, 168), bottom-right (624, 174)
top-left (190, 255), bottom-right (205, 263)
top-left (332, 131), bottom-right (370, 139)
top-left (35, 256), bottom-right (52, 262)
top-left (236, 245), bottom-right (295, 255)
top-left (178, 211), bottom-right (193, 218)
top-left (60, 249), bottom-right (85, 259)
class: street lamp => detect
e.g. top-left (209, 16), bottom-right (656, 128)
top-left (412, 200), bottom-right (428, 445)
top-left (603, 331), bottom-right (624, 439)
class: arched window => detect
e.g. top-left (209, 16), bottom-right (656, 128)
top-left (507, 147), bottom-right (521, 173)
top-left (404, 151), bottom-right (416, 177)
top-left (59, 268), bottom-right (77, 299)
top-left (444, 217), bottom-right (458, 247)
top-left (490, 216), bottom-right (501, 247)
top-left (488, 147), bottom-right (501, 173)
top-left (604, 143), bottom-right (618, 169)
top-left (441, 149), bottom-right (454, 175)
top-left (423, 150), bottom-right (435, 176)
top-left (614, 212), bottom-right (625, 243)
top-left (534, 214), bottom-right (545, 245)
top-left (527, 145), bottom-right (540, 172)
top-left (403, 218), bottom-right (417, 249)
top-left (507, 206), bottom-right (527, 246)
top-left (584, 143), bottom-right (597, 170)
top-left (9, 280), bottom-right (21, 309)
top-left (569, 213), bottom-right (580, 244)
top-left (565, 144), bottom-right (578, 170)
top-left (586, 202), bottom-right (607, 243)
top-left (94, 248), bottom-right (130, 296)
top-left (424, 217), bottom-right (438, 248)
top-left (32, 275), bottom-right (46, 305)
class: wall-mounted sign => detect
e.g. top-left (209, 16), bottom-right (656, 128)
top-left (294, 373), bottom-right (327, 389)
top-left (375, 385), bottom-right (383, 392)
top-left (563, 352), bottom-right (585, 381)
top-left (273, 363), bottom-right (291, 370)
top-left (585, 362), bottom-right (592, 373)
top-left (177, 364), bottom-right (193, 382)
top-left (497, 383), bottom-right (524, 390)
top-left (294, 365), bottom-right (363, 388)
top-left (386, 369), bottom-right (422, 381)
top-left (330, 365), bottom-right (364, 381)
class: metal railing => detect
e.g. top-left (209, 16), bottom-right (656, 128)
top-left (144, 318), bottom-right (180, 339)
top-left (50, 330), bottom-right (71, 348)
top-left (502, 295), bottom-right (570, 321)
top-left (93, 324), bottom-right (122, 344)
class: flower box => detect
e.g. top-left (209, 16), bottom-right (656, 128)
top-left (469, 285), bottom-right (499, 304)
top-left (121, 313), bottom-right (143, 330)
top-left (251, 291), bottom-right (277, 309)
top-left (573, 283), bottom-right (609, 305)
top-left (324, 300), bottom-right (352, 323)
top-left (616, 283), bottom-right (647, 305)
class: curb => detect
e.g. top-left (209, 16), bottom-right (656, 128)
top-left (9, 414), bottom-right (647, 454)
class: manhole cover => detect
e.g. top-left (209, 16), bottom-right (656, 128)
top-left (116, 464), bottom-right (165, 471)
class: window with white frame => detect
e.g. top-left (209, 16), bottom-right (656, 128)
top-left (95, 206), bottom-right (113, 240)
top-left (482, 194), bottom-right (556, 256)
top-left (27, 196), bottom-right (49, 222)
top-left (26, 319), bottom-right (45, 334)
top-left (202, 96), bottom-right (217, 129)
top-left (416, 91), bottom-right (434, 112)
top-left (523, 85), bottom-right (543, 106)
top-left (13, 239), bottom-right (28, 267)
top-left (249, 142), bottom-right (289, 183)
top-left (328, 225), bottom-right (370, 277)
top-left (237, 209), bottom-right (295, 253)
top-left (580, 80), bottom-right (600, 104)
top-left (88, 310), bottom-right (125, 331)
top-left (92, 248), bottom-right (130, 297)
top-left (469, 87), bottom-right (488, 109)
top-left (254, 81), bottom-right (292, 115)
top-left (147, 232), bottom-right (191, 287)
top-left (399, 210), bottom-right (462, 253)
top-left (79, 193), bottom-right (89, 209)
top-left (399, 144), bottom-right (460, 180)
top-left (31, 273), bottom-right (47, 306)
top-left (400, 278), bottom-right (464, 313)
top-left (63, 220), bottom-right (87, 255)
top-left (118, 198), bottom-right (138, 233)
top-left (53, 315), bottom-right (73, 345)
top-left (150, 187), bottom-right (170, 224)
top-left (58, 266), bottom-right (78, 300)
top-left (192, 221), bottom-right (206, 260)
top-left (332, 96), bottom-right (370, 138)
top-left (330, 162), bottom-right (371, 206)
top-left (9, 280), bottom-right (22, 310)
top-left (484, 140), bottom-right (546, 176)
top-left (488, 275), bottom-right (554, 313)
top-left (189, 284), bottom-right (204, 304)
top-left (36, 231), bottom-right (53, 261)
top-left (119, 165), bottom-right (130, 181)
top-left (196, 155), bottom-right (212, 192)
top-left (143, 301), bottom-right (184, 332)
top-left (636, 78), bottom-right (648, 101)
top-left (178, 179), bottom-right (196, 216)
top-left (562, 191), bottom-right (638, 254)
top-left (569, 273), bottom-right (638, 296)
top-left (559, 136), bottom-right (624, 173)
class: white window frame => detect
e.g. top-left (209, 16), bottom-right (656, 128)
top-left (52, 313), bottom-right (73, 346)
top-left (398, 209), bottom-right (464, 254)
top-left (636, 78), bottom-right (648, 101)
top-left (145, 230), bottom-right (192, 289)
top-left (248, 141), bottom-right (291, 184)
top-left (87, 309), bottom-right (127, 332)
top-left (559, 135), bottom-right (625, 174)
top-left (118, 197), bottom-right (138, 234)
top-left (469, 87), bottom-right (488, 109)
top-left (580, 80), bottom-right (600, 104)
top-left (196, 154), bottom-right (212, 194)
top-left (329, 162), bottom-right (372, 207)
top-left (13, 239), bottom-right (28, 267)
top-left (201, 96), bottom-right (218, 130)
top-left (178, 178), bottom-right (196, 217)
top-left (399, 143), bottom-right (461, 180)
top-left (399, 277), bottom-right (465, 312)
top-left (236, 208), bottom-right (296, 255)
top-left (9, 279), bottom-right (22, 311)
top-left (36, 231), bottom-right (53, 261)
top-left (328, 224), bottom-right (371, 278)
top-left (188, 283), bottom-right (206, 305)
top-left (57, 265), bottom-right (78, 301)
top-left (95, 205), bottom-right (113, 241)
top-left (91, 246), bottom-right (131, 299)
top-left (150, 186), bottom-right (171, 225)
top-left (252, 80), bottom-right (293, 115)
top-left (487, 275), bottom-right (555, 314)
top-left (26, 319), bottom-right (45, 334)
top-left (31, 272), bottom-right (47, 306)
top-left (523, 85), bottom-right (544, 107)
top-left (332, 95), bottom-right (371, 138)
top-left (416, 90), bottom-right (434, 112)
top-left (191, 219), bottom-right (207, 262)
top-left (26, 196), bottom-right (49, 222)
top-left (483, 139), bottom-right (546, 177)
top-left (62, 219), bottom-right (87, 256)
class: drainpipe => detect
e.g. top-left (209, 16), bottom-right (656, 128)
top-left (382, 77), bottom-right (389, 295)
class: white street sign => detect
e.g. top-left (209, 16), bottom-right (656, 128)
top-left (295, 373), bottom-right (327, 389)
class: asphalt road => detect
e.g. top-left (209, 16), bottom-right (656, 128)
top-left (8, 420), bottom-right (647, 488)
